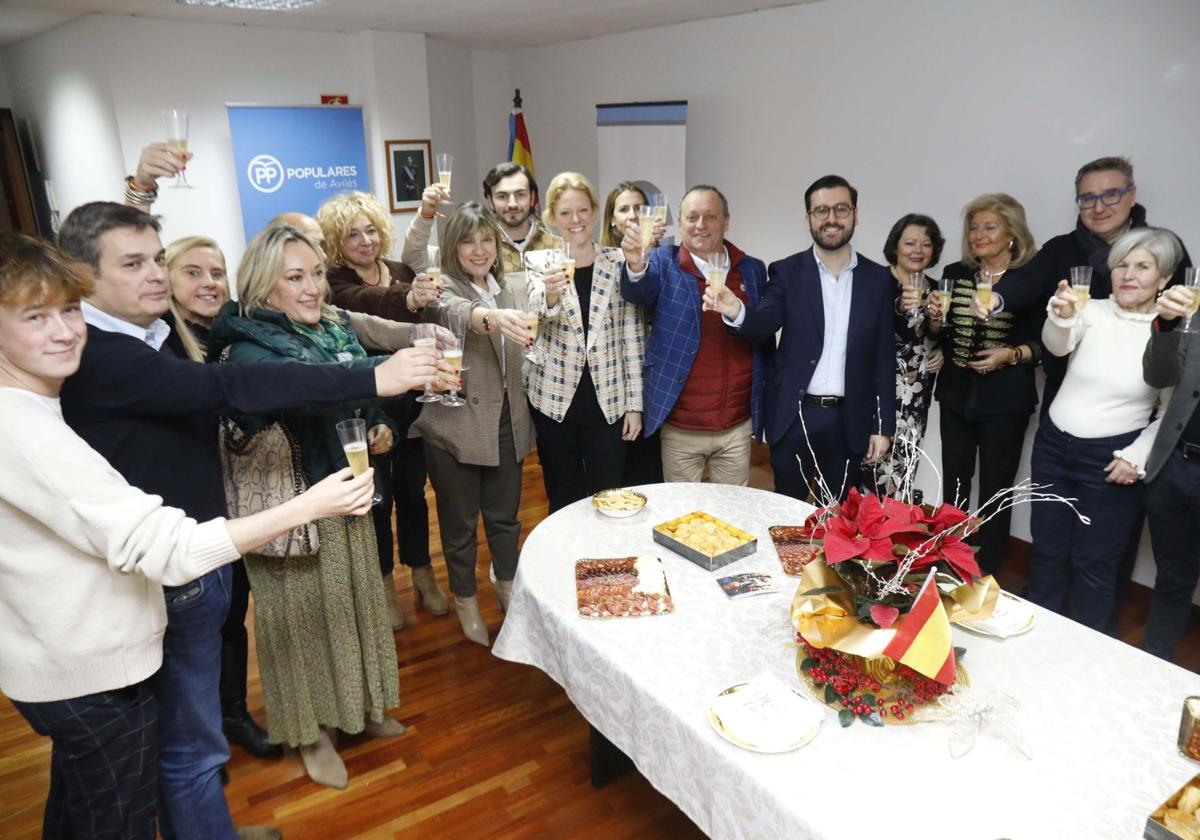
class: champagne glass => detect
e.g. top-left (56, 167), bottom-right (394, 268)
top-left (937, 277), bottom-right (953, 324)
top-left (1069, 265), bottom-right (1093, 313)
top-left (1183, 267), bottom-right (1200, 334)
top-left (561, 241), bottom-right (577, 285)
top-left (974, 271), bottom-right (996, 323)
top-left (637, 204), bottom-right (655, 259)
top-left (413, 323), bottom-right (442, 403)
top-left (908, 272), bottom-right (925, 314)
top-left (425, 245), bottom-right (444, 305)
top-left (335, 418), bottom-right (382, 505)
top-left (520, 274), bottom-right (544, 365)
top-left (440, 310), bottom-right (468, 408)
top-left (163, 109), bottom-right (192, 189)
top-left (653, 193), bottom-right (668, 227)
top-left (707, 249), bottom-right (729, 298)
top-left (436, 152), bottom-right (453, 191)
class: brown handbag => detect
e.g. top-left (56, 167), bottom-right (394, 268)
top-left (219, 416), bottom-right (320, 558)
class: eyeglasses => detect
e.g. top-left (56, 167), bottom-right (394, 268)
top-left (1075, 184), bottom-right (1134, 209)
top-left (809, 203), bottom-right (854, 220)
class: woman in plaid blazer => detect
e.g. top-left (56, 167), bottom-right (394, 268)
top-left (525, 172), bottom-right (645, 512)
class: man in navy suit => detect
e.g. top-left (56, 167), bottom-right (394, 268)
top-left (706, 174), bottom-right (895, 502)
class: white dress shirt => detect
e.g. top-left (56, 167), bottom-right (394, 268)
top-left (82, 301), bottom-right (171, 351)
top-left (808, 246), bottom-right (857, 397)
top-left (472, 274), bottom-right (507, 378)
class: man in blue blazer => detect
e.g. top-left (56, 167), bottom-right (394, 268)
top-left (706, 175), bottom-right (895, 502)
top-left (619, 185), bottom-right (769, 485)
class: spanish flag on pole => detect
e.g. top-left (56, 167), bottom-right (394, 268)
top-left (508, 89), bottom-right (535, 177)
top-left (882, 569), bottom-right (956, 685)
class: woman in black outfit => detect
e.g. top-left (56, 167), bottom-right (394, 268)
top-left (927, 193), bottom-right (1042, 575)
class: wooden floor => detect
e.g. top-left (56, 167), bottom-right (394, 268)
top-left (1, 443), bottom-right (1197, 838)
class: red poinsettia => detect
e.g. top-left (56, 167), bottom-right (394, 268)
top-left (823, 489), bottom-right (924, 564)
top-left (907, 502), bottom-right (981, 582)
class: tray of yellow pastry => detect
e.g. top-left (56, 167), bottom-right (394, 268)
top-left (652, 511), bottom-right (757, 571)
top-left (1148, 775), bottom-right (1200, 839)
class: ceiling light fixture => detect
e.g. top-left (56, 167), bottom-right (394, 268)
top-left (175, 0), bottom-right (328, 11)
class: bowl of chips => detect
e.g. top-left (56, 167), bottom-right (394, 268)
top-left (591, 488), bottom-right (648, 518)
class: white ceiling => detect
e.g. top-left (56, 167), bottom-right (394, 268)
top-left (0, 0), bottom-right (818, 49)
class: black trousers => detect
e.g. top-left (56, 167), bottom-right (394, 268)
top-left (1144, 450), bottom-right (1200, 661)
top-left (622, 428), bottom-right (664, 486)
top-left (531, 407), bottom-right (627, 513)
top-left (770, 404), bottom-right (861, 503)
top-left (939, 403), bottom-right (1031, 575)
top-left (218, 560), bottom-right (250, 718)
top-left (371, 432), bottom-right (432, 577)
top-left (13, 681), bottom-right (159, 840)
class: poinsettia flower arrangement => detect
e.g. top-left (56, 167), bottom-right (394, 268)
top-left (801, 488), bottom-right (983, 629)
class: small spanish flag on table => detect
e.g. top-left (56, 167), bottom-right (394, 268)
top-left (508, 89), bottom-right (535, 177)
top-left (882, 569), bottom-right (957, 685)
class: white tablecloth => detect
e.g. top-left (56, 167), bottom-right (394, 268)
top-left (493, 483), bottom-right (1200, 839)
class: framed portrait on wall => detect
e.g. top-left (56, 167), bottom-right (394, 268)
top-left (385, 139), bottom-right (432, 213)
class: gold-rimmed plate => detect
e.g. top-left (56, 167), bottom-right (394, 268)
top-left (955, 591), bottom-right (1035, 639)
top-left (706, 682), bottom-right (823, 753)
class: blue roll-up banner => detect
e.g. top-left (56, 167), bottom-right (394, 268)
top-left (226, 105), bottom-right (369, 242)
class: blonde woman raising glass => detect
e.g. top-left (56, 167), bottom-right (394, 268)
top-left (527, 172), bottom-right (645, 512)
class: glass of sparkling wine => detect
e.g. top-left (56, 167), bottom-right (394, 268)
top-left (335, 418), bottom-right (382, 505)
top-left (561, 242), bottom-right (577, 283)
top-left (521, 278), bottom-right (544, 365)
top-left (413, 323), bottom-right (442, 403)
top-left (707, 249), bottom-right (729, 298)
top-left (436, 153), bottom-right (452, 191)
top-left (1069, 265), bottom-right (1092, 312)
top-left (638, 205), bottom-right (655, 259)
top-left (425, 245), bottom-right (444, 303)
top-left (163, 109), bottom-right (192, 189)
top-left (440, 310), bottom-right (468, 407)
top-left (653, 194), bottom-right (668, 227)
top-left (938, 277), bottom-right (953, 323)
top-left (1184, 267), bottom-right (1200, 333)
top-left (908, 272), bottom-right (925, 313)
top-left (974, 271), bottom-right (996, 322)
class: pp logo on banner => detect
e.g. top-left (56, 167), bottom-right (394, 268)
top-left (247, 154), bottom-right (285, 194)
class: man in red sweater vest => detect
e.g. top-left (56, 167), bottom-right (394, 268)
top-left (620, 186), bottom-right (768, 484)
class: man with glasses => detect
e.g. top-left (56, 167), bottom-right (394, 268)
top-left (1032, 156), bottom-right (1191, 410)
top-left (707, 174), bottom-right (894, 502)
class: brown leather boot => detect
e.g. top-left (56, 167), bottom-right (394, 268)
top-left (382, 573), bottom-right (404, 630)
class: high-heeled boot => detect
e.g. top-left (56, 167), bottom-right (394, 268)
top-left (411, 563), bottom-right (449, 615)
top-left (453, 595), bottom-right (489, 646)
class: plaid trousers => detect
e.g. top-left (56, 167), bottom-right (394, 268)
top-left (13, 681), bottom-right (159, 840)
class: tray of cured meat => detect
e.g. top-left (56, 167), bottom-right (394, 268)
top-left (768, 525), bottom-right (824, 576)
top-left (576, 556), bottom-right (674, 618)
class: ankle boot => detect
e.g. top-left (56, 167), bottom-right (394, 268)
top-left (411, 564), bottom-right (449, 615)
top-left (222, 707), bottom-right (283, 761)
top-left (382, 573), bottom-right (404, 630)
top-left (453, 595), bottom-right (489, 646)
top-left (363, 716), bottom-right (407, 738)
top-left (299, 729), bottom-right (347, 789)
top-left (494, 579), bottom-right (513, 613)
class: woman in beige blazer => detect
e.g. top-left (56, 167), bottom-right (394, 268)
top-left (526, 172), bottom-right (645, 513)
top-left (410, 202), bottom-right (533, 646)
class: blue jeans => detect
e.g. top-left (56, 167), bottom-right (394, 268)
top-left (1025, 419), bottom-right (1144, 631)
top-left (151, 567), bottom-right (237, 840)
top-left (1144, 449), bottom-right (1200, 661)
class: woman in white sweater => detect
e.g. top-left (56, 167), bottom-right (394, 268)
top-left (1025, 227), bottom-right (1182, 631)
top-left (0, 232), bottom-right (375, 840)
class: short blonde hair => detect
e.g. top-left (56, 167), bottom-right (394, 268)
top-left (960, 193), bottom-right (1037, 269)
top-left (165, 236), bottom-right (227, 362)
top-left (542, 172), bottom-right (599, 231)
top-left (439, 202), bottom-right (503, 283)
top-left (316, 191), bottom-right (395, 267)
top-left (237, 224), bottom-right (339, 324)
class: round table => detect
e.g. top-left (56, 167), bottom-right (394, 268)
top-left (492, 482), bottom-right (1200, 840)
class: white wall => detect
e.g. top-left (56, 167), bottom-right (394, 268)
top-left (1, 15), bottom-right (430, 269)
top-left (503, 0), bottom-right (1200, 587)
top-left (0, 61), bottom-right (12, 109)
top-left (471, 49), bottom-right (513, 188)
top-left (427, 37), bottom-right (479, 211)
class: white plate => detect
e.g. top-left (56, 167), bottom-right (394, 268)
top-left (956, 591), bottom-right (1036, 639)
top-left (707, 681), bottom-right (823, 753)
top-left (591, 489), bottom-right (647, 519)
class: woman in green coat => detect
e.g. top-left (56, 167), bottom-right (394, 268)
top-left (209, 223), bottom-right (405, 790)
